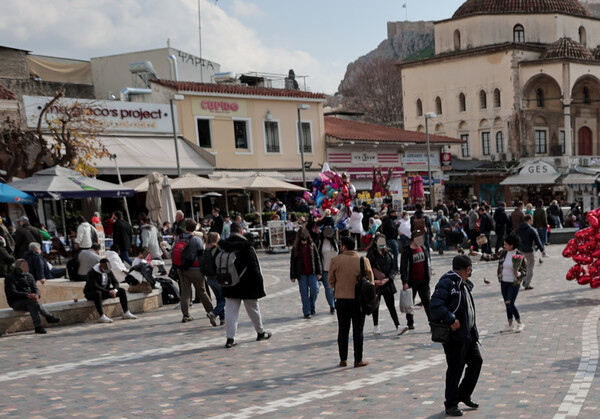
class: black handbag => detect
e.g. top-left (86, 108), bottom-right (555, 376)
top-left (430, 321), bottom-right (451, 343)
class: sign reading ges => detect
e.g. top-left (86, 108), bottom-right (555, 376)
top-left (519, 161), bottom-right (558, 176)
top-left (23, 96), bottom-right (173, 133)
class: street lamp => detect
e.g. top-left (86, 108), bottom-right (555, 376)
top-left (424, 112), bottom-right (437, 209)
top-left (110, 154), bottom-right (132, 225)
top-left (297, 104), bottom-right (310, 189)
top-left (169, 94), bottom-right (185, 177)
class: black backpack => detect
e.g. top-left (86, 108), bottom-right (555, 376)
top-left (67, 257), bottom-right (83, 281)
top-left (355, 257), bottom-right (378, 315)
top-left (155, 277), bottom-right (180, 305)
top-left (199, 247), bottom-right (218, 276)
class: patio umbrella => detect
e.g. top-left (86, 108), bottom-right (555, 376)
top-left (123, 173), bottom-right (172, 193)
top-left (0, 183), bottom-right (35, 205)
top-left (161, 174), bottom-right (177, 226)
top-left (410, 175), bottom-right (425, 205)
top-left (8, 166), bottom-right (134, 199)
top-left (171, 173), bottom-right (230, 220)
top-left (145, 172), bottom-right (163, 226)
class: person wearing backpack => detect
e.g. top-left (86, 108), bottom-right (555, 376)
top-left (290, 228), bottom-right (323, 319)
top-left (203, 232), bottom-right (225, 326)
top-left (410, 203), bottom-right (431, 251)
top-left (329, 236), bottom-right (374, 368)
top-left (173, 219), bottom-right (215, 326)
top-left (219, 222), bottom-right (271, 348)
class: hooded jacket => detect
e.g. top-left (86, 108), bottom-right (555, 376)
top-left (430, 270), bottom-right (479, 342)
top-left (219, 233), bottom-right (266, 300)
top-left (84, 264), bottom-right (120, 296)
top-left (515, 222), bottom-right (544, 253)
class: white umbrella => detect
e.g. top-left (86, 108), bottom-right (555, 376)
top-left (145, 172), bottom-right (163, 226)
top-left (161, 175), bottom-right (177, 226)
top-left (123, 174), bottom-right (172, 193)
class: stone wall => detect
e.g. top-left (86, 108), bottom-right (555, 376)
top-left (0, 48), bottom-right (28, 80)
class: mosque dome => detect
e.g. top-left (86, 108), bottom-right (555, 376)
top-left (453, 0), bottom-right (592, 19)
top-left (542, 37), bottom-right (593, 59)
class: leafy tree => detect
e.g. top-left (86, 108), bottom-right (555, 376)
top-left (0, 91), bottom-right (109, 181)
top-left (338, 55), bottom-right (404, 127)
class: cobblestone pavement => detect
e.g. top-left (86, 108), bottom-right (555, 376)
top-left (1, 244), bottom-right (599, 418)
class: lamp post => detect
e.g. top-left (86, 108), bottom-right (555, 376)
top-left (297, 104), bottom-right (310, 189)
top-left (110, 154), bottom-right (132, 225)
top-left (169, 94), bottom-right (184, 177)
top-left (424, 112), bottom-right (437, 209)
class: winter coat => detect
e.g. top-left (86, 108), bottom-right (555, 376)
top-left (515, 222), bottom-right (544, 253)
top-left (493, 206), bottom-right (510, 231)
top-left (84, 265), bottom-right (120, 296)
top-left (290, 243), bottom-right (322, 279)
top-left (140, 224), bottom-right (162, 259)
top-left (366, 248), bottom-right (397, 295)
top-left (328, 250), bottom-right (374, 299)
top-left (112, 218), bottom-right (132, 251)
top-left (0, 247), bottom-right (15, 278)
top-left (496, 248), bottom-right (528, 286)
top-left (219, 233), bottom-right (266, 300)
top-left (379, 215), bottom-right (398, 240)
top-left (24, 250), bottom-right (52, 282)
top-left (430, 270), bottom-right (479, 343)
top-left (511, 208), bottom-right (525, 232)
top-left (400, 245), bottom-right (431, 285)
top-left (14, 224), bottom-right (42, 259)
top-left (533, 207), bottom-right (548, 229)
top-left (4, 269), bottom-right (38, 306)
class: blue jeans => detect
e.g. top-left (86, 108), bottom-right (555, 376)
top-left (298, 274), bottom-right (319, 315)
top-left (120, 250), bottom-right (132, 266)
top-left (537, 227), bottom-right (548, 246)
top-left (320, 271), bottom-right (335, 309)
top-left (500, 281), bottom-right (520, 322)
top-left (386, 238), bottom-right (399, 269)
top-left (206, 276), bottom-right (226, 320)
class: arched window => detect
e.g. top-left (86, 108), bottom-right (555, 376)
top-left (513, 24), bottom-right (525, 43)
top-left (416, 99), bottom-right (423, 117)
top-left (579, 26), bottom-right (587, 47)
top-left (454, 30), bottom-right (461, 51)
top-left (536, 88), bottom-right (544, 107)
top-left (496, 131), bottom-right (505, 153)
top-left (493, 88), bottom-right (501, 108)
top-left (459, 92), bottom-right (466, 112)
top-left (583, 86), bottom-right (591, 104)
top-left (480, 90), bottom-right (487, 109)
top-left (435, 96), bottom-right (443, 115)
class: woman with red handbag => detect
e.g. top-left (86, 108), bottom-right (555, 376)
top-left (366, 233), bottom-right (402, 335)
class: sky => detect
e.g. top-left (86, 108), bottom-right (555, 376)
top-left (0, 0), bottom-right (465, 94)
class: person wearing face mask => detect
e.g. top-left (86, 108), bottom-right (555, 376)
top-left (4, 259), bottom-right (60, 334)
top-left (430, 255), bottom-right (482, 417)
top-left (367, 233), bottom-right (404, 335)
top-left (84, 258), bottom-right (137, 323)
top-left (290, 228), bottom-right (322, 318)
top-left (318, 227), bottom-right (338, 315)
top-left (400, 230), bottom-right (432, 330)
top-left (379, 208), bottom-right (400, 270)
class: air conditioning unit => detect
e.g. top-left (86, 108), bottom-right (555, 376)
top-left (505, 152), bottom-right (513, 161)
top-left (581, 157), bottom-right (591, 167)
top-left (490, 153), bottom-right (499, 161)
top-left (499, 153), bottom-right (507, 161)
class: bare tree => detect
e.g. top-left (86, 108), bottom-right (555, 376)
top-left (0, 91), bottom-right (109, 180)
top-left (338, 56), bottom-right (403, 127)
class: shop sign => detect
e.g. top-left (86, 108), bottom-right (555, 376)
top-left (192, 97), bottom-right (247, 116)
top-left (441, 152), bottom-right (452, 171)
top-left (519, 161), bottom-right (557, 175)
top-left (402, 151), bottom-right (439, 167)
top-left (352, 152), bottom-right (377, 164)
top-left (23, 95), bottom-right (173, 133)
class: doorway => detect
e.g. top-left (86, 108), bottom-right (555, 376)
top-left (578, 126), bottom-right (593, 155)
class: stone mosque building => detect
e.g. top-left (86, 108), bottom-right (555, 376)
top-left (401, 0), bottom-right (600, 206)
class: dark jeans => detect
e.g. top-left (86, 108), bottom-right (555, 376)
top-left (50, 267), bottom-right (67, 279)
top-left (11, 298), bottom-right (51, 327)
top-left (481, 233), bottom-right (491, 255)
top-left (406, 280), bottom-right (431, 327)
top-left (386, 239), bottom-right (399, 270)
top-left (372, 291), bottom-right (399, 328)
top-left (206, 276), bottom-right (226, 320)
top-left (467, 228), bottom-right (479, 251)
top-left (85, 288), bottom-right (128, 316)
top-left (120, 250), bottom-right (132, 266)
top-left (495, 225), bottom-right (506, 254)
top-left (335, 298), bottom-right (366, 363)
top-left (500, 281), bottom-right (520, 322)
top-left (442, 337), bottom-right (482, 409)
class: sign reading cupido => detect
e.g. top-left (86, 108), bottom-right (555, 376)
top-left (23, 96), bottom-right (173, 133)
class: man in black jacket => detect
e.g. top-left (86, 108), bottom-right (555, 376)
top-left (84, 258), bottom-right (137, 323)
top-left (24, 242), bottom-right (66, 283)
top-left (380, 208), bottom-right (400, 269)
top-left (400, 230), bottom-right (432, 331)
top-left (430, 255), bottom-right (482, 417)
top-left (515, 215), bottom-right (545, 290)
top-left (477, 207), bottom-right (493, 255)
top-left (4, 259), bottom-right (60, 334)
top-left (220, 222), bottom-right (271, 348)
top-left (14, 216), bottom-right (42, 259)
top-left (112, 211), bottom-right (133, 266)
top-left (493, 202), bottom-right (510, 254)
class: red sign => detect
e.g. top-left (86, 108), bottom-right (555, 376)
top-left (200, 100), bottom-right (239, 112)
top-left (441, 152), bottom-right (452, 171)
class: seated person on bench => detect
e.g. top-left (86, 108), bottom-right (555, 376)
top-left (84, 258), bottom-right (137, 323)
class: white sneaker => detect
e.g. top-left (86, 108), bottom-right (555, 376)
top-left (122, 311), bottom-right (137, 320)
top-left (515, 322), bottom-right (525, 333)
top-left (542, 252), bottom-right (549, 258)
top-left (501, 323), bottom-right (514, 333)
top-left (98, 314), bottom-right (113, 323)
top-left (373, 325), bottom-right (381, 335)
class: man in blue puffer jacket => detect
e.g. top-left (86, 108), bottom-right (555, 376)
top-left (430, 254), bottom-right (482, 417)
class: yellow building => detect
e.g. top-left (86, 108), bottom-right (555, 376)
top-left (148, 80), bottom-right (326, 181)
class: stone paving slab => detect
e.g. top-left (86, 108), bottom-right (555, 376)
top-left (1, 245), bottom-right (599, 418)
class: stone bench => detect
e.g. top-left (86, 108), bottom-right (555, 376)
top-left (0, 289), bottom-right (162, 333)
